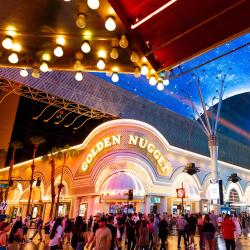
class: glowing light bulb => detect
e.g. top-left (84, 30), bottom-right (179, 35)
top-left (157, 82), bottom-right (164, 91)
top-left (12, 43), bottom-right (21, 52)
top-left (111, 72), bottom-right (119, 82)
top-left (97, 58), bottom-right (105, 70)
top-left (105, 16), bottom-right (116, 31)
top-left (32, 69), bottom-right (40, 78)
top-left (76, 14), bottom-right (86, 29)
top-left (81, 41), bottom-right (91, 53)
top-left (149, 76), bottom-right (157, 86)
top-left (110, 47), bottom-right (119, 59)
top-left (54, 45), bottom-right (63, 57)
top-left (2, 36), bottom-right (13, 50)
top-left (163, 79), bottom-right (170, 86)
top-left (119, 35), bottom-right (129, 48)
top-left (87, 0), bottom-right (99, 9)
top-left (134, 67), bottom-right (141, 78)
top-left (130, 51), bottom-right (139, 63)
top-left (20, 69), bottom-right (28, 77)
top-left (8, 52), bottom-right (18, 63)
top-left (40, 61), bottom-right (49, 73)
top-left (141, 64), bottom-right (148, 75)
top-left (74, 60), bottom-right (83, 71)
top-left (75, 72), bottom-right (83, 81)
top-left (56, 36), bottom-right (65, 46)
top-left (98, 50), bottom-right (106, 58)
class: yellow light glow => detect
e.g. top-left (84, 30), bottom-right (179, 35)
top-left (6, 26), bottom-right (16, 36)
top-left (75, 72), bottom-right (83, 81)
top-left (87, 0), bottom-right (100, 10)
top-left (56, 36), bottom-right (65, 46)
top-left (2, 36), bottom-right (13, 50)
top-left (134, 67), bottom-right (141, 78)
top-left (54, 45), bottom-right (63, 57)
top-left (76, 13), bottom-right (86, 29)
top-left (111, 72), bottom-right (119, 82)
top-left (119, 35), bottom-right (129, 48)
top-left (12, 43), bottom-right (21, 52)
top-left (40, 61), bottom-right (49, 73)
top-left (149, 76), bottom-right (157, 86)
top-left (130, 51), bottom-right (139, 63)
top-left (98, 50), bottom-right (106, 58)
top-left (8, 52), bottom-right (18, 64)
top-left (112, 66), bottom-right (119, 72)
top-left (42, 53), bottom-right (51, 62)
top-left (97, 58), bottom-right (105, 70)
top-left (142, 56), bottom-right (148, 63)
top-left (141, 64), bottom-right (149, 75)
top-left (83, 30), bottom-right (93, 38)
top-left (105, 16), bottom-right (116, 31)
top-left (110, 47), bottom-right (119, 59)
top-left (20, 69), bottom-right (28, 77)
top-left (81, 41), bottom-right (91, 53)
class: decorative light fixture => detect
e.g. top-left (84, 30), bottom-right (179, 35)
top-left (149, 76), bottom-right (157, 86)
top-left (97, 58), bottom-right (105, 70)
top-left (75, 72), bottom-right (83, 81)
top-left (8, 52), bottom-right (18, 64)
top-left (20, 69), bottom-right (28, 77)
top-left (2, 36), bottom-right (13, 50)
top-left (157, 79), bottom-right (164, 91)
top-left (141, 64), bottom-right (148, 75)
top-left (81, 41), bottom-right (91, 53)
top-left (87, 0), bottom-right (100, 9)
top-left (74, 60), bottom-right (83, 71)
top-left (12, 43), bottom-right (21, 52)
top-left (54, 45), bottom-right (63, 57)
top-left (119, 35), bottom-right (129, 48)
top-left (130, 51), bottom-right (139, 63)
top-left (105, 16), bottom-right (116, 31)
top-left (111, 72), bottom-right (119, 82)
top-left (40, 61), bottom-right (49, 73)
top-left (42, 53), bottom-right (51, 62)
top-left (110, 47), bottom-right (119, 59)
top-left (76, 13), bottom-right (86, 29)
top-left (32, 68), bottom-right (40, 78)
top-left (134, 66), bottom-right (141, 78)
top-left (163, 78), bottom-right (170, 86)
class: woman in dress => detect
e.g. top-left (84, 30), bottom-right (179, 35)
top-left (49, 218), bottom-right (63, 250)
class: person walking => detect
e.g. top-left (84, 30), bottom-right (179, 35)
top-left (126, 213), bottom-right (136, 250)
top-left (30, 215), bottom-right (43, 241)
top-left (49, 217), bottom-right (63, 250)
top-left (152, 214), bottom-right (160, 250)
top-left (158, 214), bottom-right (169, 250)
top-left (8, 220), bottom-right (23, 250)
top-left (188, 214), bottom-right (197, 246)
top-left (176, 215), bottom-right (188, 249)
top-left (139, 220), bottom-right (150, 250)
top-left (106, 216), bottom-right (118, 250)
top-left (202, 215), bottom-right (215, 250)
top-left (197, 214), bottom-right (204, 249)
top-left (221, 214), bottom-right (236, 250)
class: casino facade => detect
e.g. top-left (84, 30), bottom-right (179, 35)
top-left (1, 119), bottom-right (250, 221)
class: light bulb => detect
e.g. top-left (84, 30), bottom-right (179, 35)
top-left (119, 35), bottom-right (129, 48)
top-left (163, 79), bottom-right (170, 86)
top-left (75, 72), bottom-right (83, 81)
top-left (76, 14), bottom-right (86, 29)
top-left (141, 64), bottom-right (148, 75)
top-left (97, 58), bottom-right (105, 70)
top-left (32, 69), bottom-right (40, 78)
top-left (87, 0), bottom-right (99, 9)
top-left (8, 52), bottom-right (18, 64)
top-left (81, 41), bottom-right (91, 53)
top-left (74, 60), bottom-right (83, 71)
top-left (149, 76), bottom-right (157, 86)
top-left (20, 69), bottom-right (28, 77)
top-left (12, 43), bottom-right (21, 52)
top-left (157, 82), bottom-right (164, 91)
top-left (54, 45), bottom-right (63, 57)
top-left (130, 51), bottom-right (139, 63)
top-left (105, 16), bottom-right (116, 31)
top-left (98, 50), bottom-right (106, 58)
top-left (2, 36), bottom-right (13, 50)
top-left (134, 67), bottom-right (141, 78)
top-left (40, 61), bottom-right (49, 73)
top-left (110, 47), bottom-right (119, 59)
top-left (111, 72), bottom-right (119, 82)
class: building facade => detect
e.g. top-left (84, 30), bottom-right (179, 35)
top-left (1, 119), bottom-right (250, 221)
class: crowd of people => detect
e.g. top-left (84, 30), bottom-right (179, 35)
top-left (0, 211), bottom-right (249, 250)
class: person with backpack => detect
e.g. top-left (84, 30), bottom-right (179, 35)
top-left (71, 216), bottom-right (88, 250)
top-left (49, 217), bottom-right (63, 250)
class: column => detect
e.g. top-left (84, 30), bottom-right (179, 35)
top-left (144, 196), bottom-right (151, 215)
top-left (160, 196), bottom-right (167, 214)
top-left (86, 196), bottom-right (95, 219)
top-left (71, 197), bottom-right (81, 218)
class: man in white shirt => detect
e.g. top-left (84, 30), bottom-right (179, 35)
top-left (90, 217), bottom-right (112, 250)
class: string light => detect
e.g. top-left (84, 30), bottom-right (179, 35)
top-left (8, 52), bottom-right (18, 64)
top-left (20, 69), bottom-right (28, 77)
top-left (119, 35), bottom-right (129, 48)
top-left (81, 41), bottom-right (91, 53)
top-left (75, 72), bottom-right (83, 81)
top-left (40, 61), bottom-right (49, 73)
top-left (97, 58), bottom-right (105, 70)
top-left (111, 72), bottom-right (119, 82)
top-left (76, 13), bottom-right (86, 29)
top-left (87, 0), bottom-right (100, 9)
top-left (163, 79), bottom-right (170, 86)
top-left (2, 36), bottom-right (13, 50)
top-left (32, 68), bottom-right (40, 78)
top-left (54, 45), bottom-right (63, 57)
top-left (149, 76), bottom-right (157, 86)
top-left (130, 51), bottom-right (139, 63)
top-left (110, 47), bottom-right (119, 59)
top-left (141, 64), bottom-right (149, 75)
top-left (105, 16), bottom-right (116, 31)
top-left (134, 67), bottom-right (141, 78)
top-left (157, 78), bottom-right (164, 91)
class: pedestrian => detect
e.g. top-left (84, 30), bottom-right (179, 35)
top-left (8, 220), bottom-right (23, 250)
top-left (63, 215), bottom-right (73, 245)
top-left (188, 214), bottom-right (197, 245)
top-left (90, 217), bottom-right (112, 250)
top-left (197, 214), bottom-right (204, 249)
top-left (29, 215), bottom-right (43, 241)
top-left (176, 214), bottom-right (188, 249)
top-left (135, 213), bottom-right (143, 250)
top-left (139, 219), bottom-right (150, 250)
top-left (221, 214), bottom-right (236, 250)
top-left (152, 214), bottom-right (160, 250)
top-left (159, 214), bottom-right (169, 250)
top-left (202, 215), bottom-right (215, 250)
top-left (43, 217), bottom-right (51, 243)
top-left (232, 215), bottom-right (241, 239)
top-left (0, 222), bottom-right (11, 250)
top-left (126, 213), bottom-right (136, 250)
top-left (49, 217), bottom-right (63, 250)
top-left (147, 217), bottom-right (154, 250)
top-left (107, 215), bottom-right (118, 250)
top-left (71, 216), bottom-right (87, 250)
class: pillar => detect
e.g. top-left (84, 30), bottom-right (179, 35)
top-left (86, 196), bottom-right (95, 220)
top-left (0, 92), bottom-right (20, 167)
top-left (160, 196), bottom-right (167, 214)
top-left (144, 196), bottom-right (151, 215)
top-left (71, 197), bottom-right (81, 218)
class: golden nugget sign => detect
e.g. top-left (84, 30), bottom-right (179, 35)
top-left (82, 134), bottom-right (168, 172)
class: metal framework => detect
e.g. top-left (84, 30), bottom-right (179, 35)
top-left (0, 78), bottom-right (115, 129)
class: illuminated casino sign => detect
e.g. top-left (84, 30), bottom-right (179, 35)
top-left (82, 134), bottom-right (169, 172)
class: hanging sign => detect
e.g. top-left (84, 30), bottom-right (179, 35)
top-left (0, 202), bottom-right (8, 210)
top-left (176, 188), bottom-right (185, 198)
